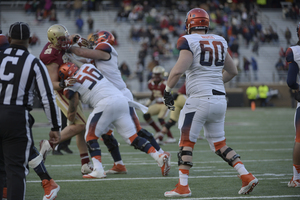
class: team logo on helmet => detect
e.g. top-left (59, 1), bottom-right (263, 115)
top-left (88, 31), bottom-right (115, 48)
top-left (58, 62), bottom-right (78, 80)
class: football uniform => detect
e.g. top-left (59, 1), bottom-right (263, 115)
top-left (147, 79), bottom-right (169, 118)
top-left (177, 33), bottom-right (228, 150)
top-left (63, 63), bottom-right (136, 144)
top-left (40, 42), bottom-right (86, 125)
top-left (286, 46), bottom-right (300, 143)
top-left (93, 42), bottom-right (144, 131)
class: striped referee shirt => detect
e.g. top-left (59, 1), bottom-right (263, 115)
top-left (0, 44), bottom-right (61, 130)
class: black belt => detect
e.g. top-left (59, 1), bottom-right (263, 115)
top-left (212, 89), bottom-right (225, 95)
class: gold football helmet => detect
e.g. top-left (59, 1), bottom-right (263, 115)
top-left (152, 65), bottom-right (165, 83)
top-left (47, 24), bottom-right (70, 49)
top-left (152, 65), bottom-right (165, 74)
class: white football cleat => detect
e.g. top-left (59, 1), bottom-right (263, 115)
top-left (165, 137), bottom-right (176, 143)
top-left (81, 161), bottom-right (93, 175)
top-left (154, 131), bottom-right (164, 139)
top-left (157, 152), bottom-right (171, 176)
top-left (288, 179), bottom-right (300, 187)
top-left (238, 173), bottom-right (258, 194)
top-left (82, 168), bottom-right (106, 179)
top-left (155, 138), bottom-right (164, 145)
top-left (164, 183), bottom-right (191, 197)
top-left (39, 140), bottom-right (52, 162)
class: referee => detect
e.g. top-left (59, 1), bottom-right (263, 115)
top-left (0, 22), bottom-right (61, 200)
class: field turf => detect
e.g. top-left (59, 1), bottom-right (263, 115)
top-left (26, 107), bottom-right (300, 200)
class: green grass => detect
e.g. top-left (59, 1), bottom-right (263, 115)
top-left (26, 107), bottom-right (300, 200)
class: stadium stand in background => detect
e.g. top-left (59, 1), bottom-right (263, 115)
top-left (0, 0), bottom-right (299, 106)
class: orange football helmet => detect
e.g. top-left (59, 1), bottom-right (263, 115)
top-left (185, 8), bottom-right (210, 34)
top-left (88, 31), bottom-right (115, 47)
top-left (58, 62), bottom-right (78, 80)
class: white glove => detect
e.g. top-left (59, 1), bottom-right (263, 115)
top-left (64, 77), bottom-right (77, 87)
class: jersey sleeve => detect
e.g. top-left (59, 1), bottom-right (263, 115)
top-left (286, 47), bottom-right (294, 63)
top-left (177, 37), bottom-right (191, 52)
top-left (95, 43), bottom-right (112, 53)
top-left (286, 48), bottom-right (299, 89)
top-left (39, 43), bottom-right (64, 66)
top-left (63, 88), bottom-right (76, 100)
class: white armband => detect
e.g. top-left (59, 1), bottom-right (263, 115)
top-left (165, 85), bottom-right (172, 92)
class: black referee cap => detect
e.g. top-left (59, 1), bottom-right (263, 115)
top-left (9, 22), bottom-right (30, 40)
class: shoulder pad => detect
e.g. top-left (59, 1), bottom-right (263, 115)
top-left (95, 43), bottom-right (112, 53)
top-left (286, 48), bottom-right (294, 63)
top-left (177, 36), bottom-right (190, 51)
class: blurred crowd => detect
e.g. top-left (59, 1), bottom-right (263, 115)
top-left (19, 0), bottom-right (299, 88)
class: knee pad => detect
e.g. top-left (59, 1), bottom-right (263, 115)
top-left (158, 118), bottom-right (165, 125)
top-left (178, 147), bottom-right (193, 167)
top-left (165, 119), bottom-right (176, 130)
top-left (215, 147), bottom-right (240, 166)
top-left (143, 113), bottom-right (151, 121)
top-left (101, 134), bottom-right (118, 152)
top-left (86, 139), bottom-right (101, 152)
top-left (131, 136), bottom-right (151, 152)
top-left (137, 128), bottom-right (154, 141)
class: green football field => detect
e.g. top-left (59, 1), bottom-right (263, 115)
top-left (26, 107), bottom-right (300, 200)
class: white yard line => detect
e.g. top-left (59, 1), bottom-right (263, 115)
top-left (156, 195), bottom-right (300, 200)
top-left (27, 173), bottom-right (292, 183)
top-left (44, 158), bottom-right (292, 168)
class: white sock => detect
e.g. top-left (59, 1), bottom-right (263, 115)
top-left (179, 170), bottom-right (188, 186)
top-left (92, 157), bottom-right (103, 170)
top-left (234, 162), bottom-right (249, 175)
top-left (149, 151), bottom-right (160, 162)
top-left (158, 148), bottom-right (164, 154)
top-left (115, 160), bottom-right (124, 165)
top-left (293, 165), bottom-right (300, 180)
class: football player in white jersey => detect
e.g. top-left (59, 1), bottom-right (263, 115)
top-left (58, 61), bottom-right (170, 178)
top-left (163, 8), bottom-right (258, 197)
top-left (286, 22), bottom-right (300, 188)
top-left (67, 31), bottom-right (171, 176)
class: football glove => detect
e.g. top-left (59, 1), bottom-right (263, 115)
top-left (172, 92), bottom-right (179, 101)
top-left (73, 35), bottom-right (89, 48)
top-left (163, 90), bottom-right (175, 111)
top-left (64, 77), bottom-right (77, 87)
top-left (294, 91), bottom-right (300, 102)
top-left (59, 77), bottom-right (77, 89)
